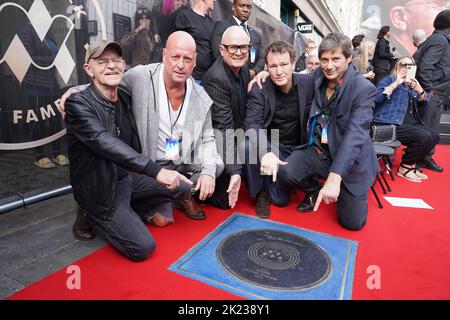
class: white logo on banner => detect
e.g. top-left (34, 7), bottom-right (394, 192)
top-left (0, 0), bottom-right (107, 150)
top-left (0, 0), bottom-right (79, 84)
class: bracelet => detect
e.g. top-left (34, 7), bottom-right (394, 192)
top-left (419, 90), bottom-right (425, 96)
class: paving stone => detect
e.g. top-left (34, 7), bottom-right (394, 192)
top-left (8, 237), bottom-right (105, 287)
top-left (0, 212), bottom-right (80, 275)
top-left (0, 274), bottom-right (25, 300)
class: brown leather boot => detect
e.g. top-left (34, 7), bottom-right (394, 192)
top-left (177, 195), bottom-right (206, 220)
top-left (72, 207), bottom-right (95, 241)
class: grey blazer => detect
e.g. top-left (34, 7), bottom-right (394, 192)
top-left (120, 63), bottom-right (219, 177)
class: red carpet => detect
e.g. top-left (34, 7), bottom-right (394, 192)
top-left (9, 145), bottom-right (450, 300)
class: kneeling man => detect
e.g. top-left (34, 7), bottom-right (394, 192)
top-left (65, 41), bottom-right (191, 261)
top-left (279, 33), bottom-right (380, 230)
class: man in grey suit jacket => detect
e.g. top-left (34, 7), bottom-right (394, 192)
top-left (210, 0), bottom-right (265, 78)
top-left (120, 31), bottom-right (222, 220)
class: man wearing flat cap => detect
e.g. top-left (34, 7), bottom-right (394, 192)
top-left (65, 41), bottom-right (192, 261)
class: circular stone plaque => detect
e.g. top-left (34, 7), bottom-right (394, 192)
top-left (216, 229), bottom-right (332, 291)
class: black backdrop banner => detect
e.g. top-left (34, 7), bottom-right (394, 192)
top-left (0, 0), bottom-right (295, 202)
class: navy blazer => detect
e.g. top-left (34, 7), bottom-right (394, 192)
top-left (245, 73), bottom-right (315, 157)
top-left (310, 64), bottom-right (380, 196)
top-left (211, 17), bottom-right (265, 74)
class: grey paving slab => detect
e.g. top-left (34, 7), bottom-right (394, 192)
top-left (0, 195), bottom-right (106, 300)
top-left (0, 194), bottom-right (76, 237)
top-left (8, 237), bottom-right (105, 288)
top-left (0, 274), bottom-right (25, 300)
top-left (0, 212), bottom-right (84, 275)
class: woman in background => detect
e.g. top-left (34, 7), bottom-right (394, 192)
top-left (352, 39), bottom-right (375, 82)
top-left (120, 7), bottom-right (162, 67)
top-left (373, 26), bottom-right (396, 85)
top-left (372, 56), bottom-right (439, 183)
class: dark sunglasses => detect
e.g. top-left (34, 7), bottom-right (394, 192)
top-left (399, 62), bottom-right (415, 68)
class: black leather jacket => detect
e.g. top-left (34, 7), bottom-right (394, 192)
top-left (65, 84), bottom-right (161, 221)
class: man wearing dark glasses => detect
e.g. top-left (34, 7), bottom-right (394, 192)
top-left (202, 26), bottom-right (251, 209)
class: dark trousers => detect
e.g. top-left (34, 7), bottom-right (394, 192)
top-left (242, 139), bottom-right (317, 207)
top-left (204, 171), bottom-right (233, 209)
top-left (85, 172), bottom-right (190, 261)
top-left (419, 93), bottom-right (444, 157)
top-left (278, 146), bottom-right (369, 231)
top-left (156, 160), bottom-right (225, 207)
top-left (396, 123), bottom-right (440, 165)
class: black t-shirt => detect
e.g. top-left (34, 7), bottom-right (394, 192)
top-left (174, 9), bottom-right (215, 81)
top-left (311, 82), bottom-right (339, 157)
top-left (403, 92), bottom-right (421, 125)
top-left (268, 82), bottom-right (301, 146)
top-left (228, 65), bottom-right (247, 122)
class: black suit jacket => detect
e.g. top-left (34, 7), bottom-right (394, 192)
top-left (294, 53), bottom-right (307, 72)
top-left (310, 65), bottom-right (380, 196)
top-left (372, 38), bottom-right (395, 72)
top-left (202, 57), bottom-right (251, 175)
top-left (211, 17), bottom-right (265, 74)
top-left (416, 29), bottom-right (450, 95)
top-left (245, 73), bottom-right (315, 159)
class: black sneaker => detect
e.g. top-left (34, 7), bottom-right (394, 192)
top-left (418, 157), bottom-right (443, 173)
top-left (255, 190), bottom-right (270, 219)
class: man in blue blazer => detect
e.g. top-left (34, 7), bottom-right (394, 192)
top-left (278, 32), bottom-right (380, 230)
top-left (244, 41), bottom-right (317, 219)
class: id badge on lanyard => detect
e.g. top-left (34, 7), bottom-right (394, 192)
top-left (321, 124), bottom-right (329, 144)
top-left (250, 47), bottom-right (256, 64)
top-left (165, 135), bottom-right (180, 161)
top-left (165, 86), bottom-right (186, 161)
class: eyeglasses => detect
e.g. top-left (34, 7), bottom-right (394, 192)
top-left (399, 62), bottom-right (415, 68)
top-left (307, 62), bottom-right (320, 66)
top-left (93, 57), bottom-right (124, 66)
top-left (221, 44), bottom-right (252, 54)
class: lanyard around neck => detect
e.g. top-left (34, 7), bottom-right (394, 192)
top-left (166, 83), bottom-right (187, 136)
